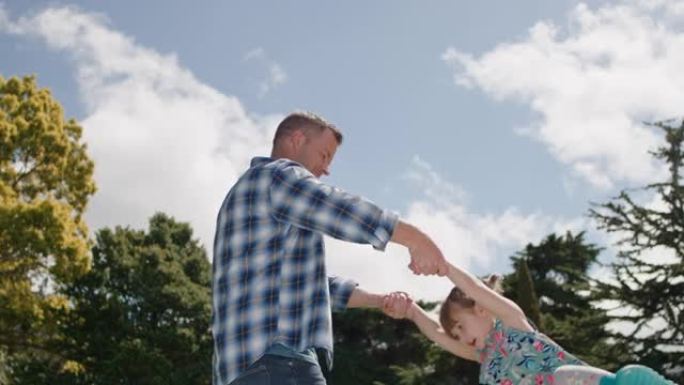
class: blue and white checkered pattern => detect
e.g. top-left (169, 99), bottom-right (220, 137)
top-left (212, 157), bottom-right (398, 385)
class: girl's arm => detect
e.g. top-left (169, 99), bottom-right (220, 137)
top-left (407, 302), bottom-right (479, 362)
top-left (445, 261), bottom-right (533, 332)
top-left (383, 293), bottom-right (477, 361)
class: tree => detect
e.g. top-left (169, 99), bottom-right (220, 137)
top-left (514, 258), bottom-right (543, 330)
top-left (330, 302), bottom-right (479, 385)
top-left (11, 213), bottom-right (213, 385)
top-left (0, 75), bottom-right (96, 372)
top-left (329, 306), bottom-right (419, 384)
top-left (503, 232), bottom-right (627, 370)
top-left (590, 119), bottom-right (684, 381)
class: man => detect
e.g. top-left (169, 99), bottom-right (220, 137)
top-left (212, 112), bottom-right (447, 384)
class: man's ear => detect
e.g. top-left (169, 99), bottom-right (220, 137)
top-left (290, 129), bottom-right (307, 151)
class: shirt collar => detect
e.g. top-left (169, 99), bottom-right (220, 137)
top-left (250, 156), bottom-right (307, 171)
top-left (250, 156), bottom-right (273, 167)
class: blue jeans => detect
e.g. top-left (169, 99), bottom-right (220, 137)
top-left (229, 354), bottom-right (327, 385)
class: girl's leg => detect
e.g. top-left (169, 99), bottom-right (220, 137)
top-left (552, 365), bottom-right (612, 385)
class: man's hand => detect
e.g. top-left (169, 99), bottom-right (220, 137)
top-left (407, 235), bottom-right (448, 276)
top-left (381, 291), bottom-right (413, 319)
top-left (390, 220), bottom-right (449, 276)
top-left (391, 220), bottom-right (448, 276)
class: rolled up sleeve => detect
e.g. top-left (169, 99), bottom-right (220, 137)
top-left (328, 276), bottom-right (358, 312)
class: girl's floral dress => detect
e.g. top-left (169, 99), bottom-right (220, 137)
top-left (477, 319), bottom-right (585, 385)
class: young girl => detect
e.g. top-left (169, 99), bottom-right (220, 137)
top-left (383, 261), bottom-right (674, 385)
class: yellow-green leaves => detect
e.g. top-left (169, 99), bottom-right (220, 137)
top-left (0, 74), bottom-right (96, 357)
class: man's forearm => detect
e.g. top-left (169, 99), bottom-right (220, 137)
top-left (346, 287), bottom-right (383, 308)
top-left (390, 220), bottom-right (421, 248)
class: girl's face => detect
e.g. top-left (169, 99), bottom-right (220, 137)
top-left (448, 305), bottom-right (494, 350)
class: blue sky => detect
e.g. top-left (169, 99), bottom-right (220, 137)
top-left (2, 0), bottom-right (683, 300)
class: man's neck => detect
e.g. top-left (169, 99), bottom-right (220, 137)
top-left (271, 148), bottom-right (292, 160)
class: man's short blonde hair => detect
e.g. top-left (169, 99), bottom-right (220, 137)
top-left (273, 111), bottom-right (343, 146)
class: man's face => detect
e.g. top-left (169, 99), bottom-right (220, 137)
top-left (293, 128), bottom-right (339, 178)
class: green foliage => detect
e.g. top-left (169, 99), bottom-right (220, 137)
top-left (329, 306), bottom-right (419, 384)
top-left (590, 119), bottom-right (684, 382)
top-left (10, 213), bottom-right (212, 385)
top-left (514, 258), bottom-right (543, 330)
top-left (504, 232), bottom-right (629, 370)
top-left (505, 233), bottom-right (600, 319)
top-left (0, 74), bottom-right (96, 377)
top-left (330, 302), bottom-right (480, 385)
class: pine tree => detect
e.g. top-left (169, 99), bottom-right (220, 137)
top-left (515, 258), bottom-right (543, 330)
top-left (590, 119), bottom-right (684, 382)
top-left (504, 232), bottom-right (627, 370)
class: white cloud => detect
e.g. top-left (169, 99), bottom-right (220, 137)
top-left (243, 47), bottom-right (266, 62)
top-left (1, 5), bottom-right (278, 250)
top-left (327, 156), bottom-right (584, 301)
top-left (636, 0), bottom-right (684, 17)
top-left (243, 46), bottom-right (287, 98)
top-left (0, 6), bottom-right (8, 30)
top-left (2, 5), bottom-right (590, 303)
top-left (443, 0), bottom-right (684, 190)
top-left (402, 155), bottom-right (469, 205)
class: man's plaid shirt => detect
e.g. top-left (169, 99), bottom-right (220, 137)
top-left (212, 157), bottom-right (398, 385)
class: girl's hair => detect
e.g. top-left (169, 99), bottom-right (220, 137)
top-left (438, 274), bottom-right (503, 339)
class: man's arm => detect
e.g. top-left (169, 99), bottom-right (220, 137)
top-left (346, 286), bottom-right (384, 309)
top-left (269, 163), bottom-right (447, 276)
top-left (331, 284), bottom-right (408, 314)
top-left (269, 163), bottom-right (397, 251)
